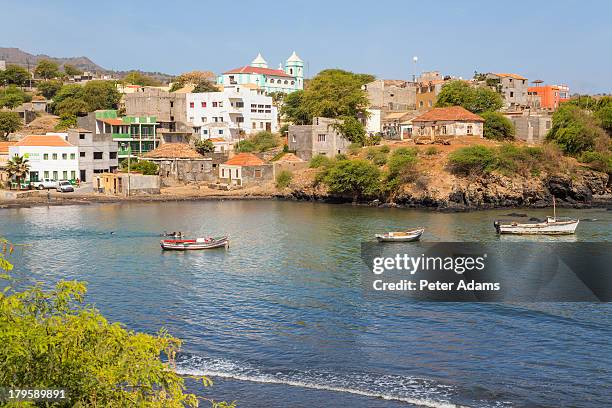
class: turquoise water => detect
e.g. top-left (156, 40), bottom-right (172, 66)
top-left (1, 201), bottom-right (611, 407)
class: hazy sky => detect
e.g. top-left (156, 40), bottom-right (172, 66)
top-left (2, 0), bottom-right (611, 93)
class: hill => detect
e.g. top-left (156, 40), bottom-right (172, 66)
top-left (0, 47), bottom-right (176, 83)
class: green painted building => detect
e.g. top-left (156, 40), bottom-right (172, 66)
top-left (92, 110), bottom-right (159, 158)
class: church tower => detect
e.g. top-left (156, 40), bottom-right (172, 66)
top-left (251, 53), bottom-right (268, 68)
top-left (285, 51), bottom-right (304, 89)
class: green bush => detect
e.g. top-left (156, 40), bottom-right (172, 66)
top-left (235, 139), bottom-right (256, 152)
top-left (194, 139), bottom-right (214, 154)
top-left (379, 145), bottom-right (390, 154)
top-left (366, 146), bottom-right (388, 166)
top-left (424, 146), bottom-right (438, 155)
top-left (482, 111), bottom-right (515, 140)
top-left (448, 145), bottom-right (497, 175)
top-left (547, 104), bottom-right (608, 155)
top-left (322, 159), bottom-right (381, 200)
top-left (236, 131), bottom-right (281, 153)
top-left (384, 148), bottom-right (419, 192)
top-left (348, 143), bottom-right (362, 155)
top-left (123, 159), bottom-right (159, 175)
top-left (275, 170), bottom-right (293, 189)
top-left (310, 154), bottom-right (333, 168)
top-left (580, 151), bottom-right (612, 174)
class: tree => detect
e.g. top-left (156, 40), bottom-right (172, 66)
top-left (5, 155), bottom-right (30, 185)
top-left (276, 170), bottom-right (293, 189)
top-left (435, 80), bottom-right (503, 114)
top-left (0, 64), bottom-right (31, 86)
top-left (192, 79), bottom-right (219, 93)
top-left (194, 139), bottom-right (215, 154)
top-left (323, 159), bottom-right (381, 201)
top-left (0, 241), bottom-right (235, 408)
top-left (36, 79), bottom-right (64, 99)
top-left (170, 71), bottom-right (216, 92)
top-left (547, 104), bottom-right (608, 155)
top-left (595, 105), bottom-right (612, 134)
top-left (331, 116), bottom-right (366, 145)
top-left (0, 92), bottom-right (24, 109)
top-left (0, 112), bottom-right (22, 139)
top-left (280, 90), bottom-right (310, 125)
top-left (54, 114), bottom-right (78, 131)
top-left (34, 59), bottom-right (61, 79)
top-left (236, 131), bottom-right (281, 152)
top-left (123, 159), bottom-right (159, 175)
top-left (51, 81), bottom-right (120, 116)
top-left (123, 71), bottom-right (161, 86)
top-left (63, 63), bottom-right (83, 76)
top-left (481, 111), bottom-right (515, 140)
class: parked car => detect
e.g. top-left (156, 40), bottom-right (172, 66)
top-left (31, 179), bottom-right (58, 190)
top-left (56, 180), bottom-right (74, 193)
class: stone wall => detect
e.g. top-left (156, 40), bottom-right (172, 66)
top-left (154, 158), bottom-right (215, 186)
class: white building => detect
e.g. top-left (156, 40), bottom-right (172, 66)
top-left (186, 85), bottom-right (278, 141)
top-left (9, 135), bottom-right (79, 182)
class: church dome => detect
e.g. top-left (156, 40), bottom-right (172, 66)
top-left (286, 51), bottom-right (303, 63)
top-left (251, 53), bottom-right (268, 68)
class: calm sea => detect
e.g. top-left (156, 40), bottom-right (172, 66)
top-left (1, 201), bottom-right (610, 407)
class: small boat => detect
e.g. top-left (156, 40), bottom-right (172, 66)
top-left (160, 236), bottom-right (229, 250)
top-left (494, 197), bottom-right (579, 235)
top-left (375, 228), bottom-right (424, 242)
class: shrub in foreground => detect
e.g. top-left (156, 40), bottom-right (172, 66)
top-left (276, 170), bottom-right (293, 189)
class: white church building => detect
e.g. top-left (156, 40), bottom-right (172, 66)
top-left (217, 52), bottom-right (304, 94)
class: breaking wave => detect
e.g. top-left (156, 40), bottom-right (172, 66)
top-left (176, 354), bottom-right (509, 408)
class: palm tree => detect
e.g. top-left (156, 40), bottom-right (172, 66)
top-left (6, 155), bottom-right (30, 189)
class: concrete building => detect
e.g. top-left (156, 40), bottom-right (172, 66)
top-left (505, 112), bottom-right (552, 144)
top-left (288, 117), bottom-right (350, 161)
top-left (527, 84), bottom-right (570, 110)
top-left (381, 111), bottom-right (420, 140)
top-left (124, 87), bottom-right (190, 135)
top-left (67, 128), bottom-right (118, 183)
top-left (411, 107), bottom-right (484, 140)
top-left (144, 143), bottom-right (215, 186)
top-left (416, 79), bottom-right (447, 110)
top-left (8, 135), bottom-right (79, 182)
top-left (94, 172), bottom-right (160, 196)
top-left (362, 108), bottom-right (382, 134)
top-left (364, 79), bottom-right (416, 112)
top-left (217, 52), bottom-right (304, 94)
top-left (78, 110), bottom-right (159, 159)
top-left (485, 73), bottom-right (529, 109)
top-left (218, 153), bottom-right (273, 187)
top-left (186, 85), bottom-right (278, 140)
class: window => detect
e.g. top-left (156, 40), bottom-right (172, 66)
top-left (510, 91), bottom-right (514, 97)
top-left (270, 79), bottom-right (275, 84)
top-left (80, 152), bottom-right (85, 157)
top-left (467, 125), bottom-right (473, 135)
top-left (201, 102), bottom-right (206, 107)
top-left (236, 117), bottom-right (244, 123)
top-left (289, 68), bottom-right (293, 75)
top-left (218, 102), bottom-right (223, 107)
top-left (235, 169), bottom-right (238, 178)
top-left (52, 153), bottom-right (58, 160)
top-left (212, 102), bottom-right (218, 107)
top-left (43, 153), bottom-right (49, 160)
top-left (441, 125), bottom-right (447, 135)
top-left (254, 169), bottom-right (262, 178)
top-left (419, 101), bottom-right (424, 108)
top-left (545, 120), bottom-right (551, 130)
top-left (219, 117), bottom-right (223, 122)
top-left (252, 122), bottom-right (256, 129)
top-left (53, 171), bottom-right (58, 180)
top-left (291, 81), bottom-right (295, 85)
top-left (79, 133), bottom-right (85, 140)
top-left (63, 171), bottom-right (68, 180)
top-left (202, 117), bottom-right (207, 122)
top-left (190, 102), bottom-right (194, 108)
top-left (109, 152), bottom-right (117, 159)
top-left (292, 134), bottom-right (296, 143)
top-left (170, 101), bottom-right (174, 108)
top-left (260, 122), bottom-right (264, 129)
top-left (428, 100), bottom-right (433, 107)
top-left (317, 134), bottom-right (326, 142)
top-left (284, 80), bottom-right (288, 84)
top-left (222, 168), bottom-right (225, 177)
top-left (219, 130), bottom-right (224, 135)
top-left (71, 171), bottom-right (76, 180)
top-left (203, 129), bottom-right (208, 135)
top-left (93, 152), bottom-right (103, 160)
top-left (170, 116), bottom-right (174, 121)
top-left (70, 153), bottom-right (75, 160)
top-left (44, 171), bottom-right (49, 179)
top-left (62, 153), bottom-right (67, 160)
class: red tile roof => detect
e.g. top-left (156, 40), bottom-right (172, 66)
top-left (412, 106), bottom-right (484, 123)
top-left (13, 135), bottom-right (74, 147)
top-left (98, 118), bottom-right (125, 126)
top-left (223, 65), bottom-right (292, 78)
top-left (0, 141), bottom-right (16, 154)
top-left (224, 153), bottom-right (266, 166)
top-left (143, 143), bottom-right (204, 159)
top-left (208, 138), bottom-right (228, 143)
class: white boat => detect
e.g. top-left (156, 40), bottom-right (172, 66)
top-left (160, 236), bottom-right (229, 250)
top-left (494, 198), bottom-right (579, 235)
top-left (376, 228), bottom-right (424, 242)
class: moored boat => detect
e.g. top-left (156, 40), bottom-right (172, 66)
top-left (160, 236), bottom-right (229, 250)
top-left (494, 197), bottom-right (579, 235)
top-left (375, 228), bottom-right (424, 242)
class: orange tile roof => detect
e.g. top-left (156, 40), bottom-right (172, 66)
top-left (223, 65), bottom-right (292, 77)
top-left (208, 138), bottom-right (228, 143)
top-left (0, 141), bottom-right (16, 154)
top-left (412, 106), bottom-right (484, 123)
top-left (143, 143), bottom-right (204, 159)
top-left (13, 135), bottom-right (74, 147)
top-left (492, 73), bottom-right (527, 80)
top-left (98, 118), bottom-right (125, 126)
top-left (224, 153), bottom-right (266, 166)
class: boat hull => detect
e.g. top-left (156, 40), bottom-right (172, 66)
top-left (376, 229), bottom-right (424, 242)
top-left (495, 220), bottom-right (579, 235)
top-left (160, 236), bottom-right (229, 250)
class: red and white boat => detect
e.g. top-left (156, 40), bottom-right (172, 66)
top-left (160, 236), bottom-right (229, 250)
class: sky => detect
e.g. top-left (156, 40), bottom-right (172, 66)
top-left (1, 0), bottom-right (611, 94)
